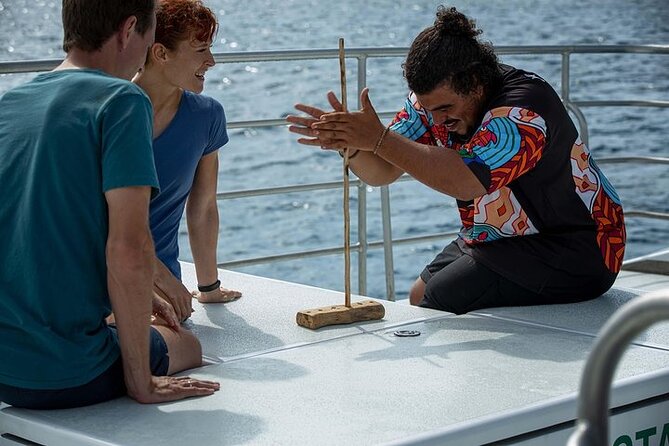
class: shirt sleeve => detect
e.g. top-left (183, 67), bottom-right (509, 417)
top-left (457, 106), bottom-right (547, 192)
top-left (388, 92), bottom-right (449, 146)
top-left (100, 92), bottom-right (159, 195)
top-left (204, 98), bottom-right (229, 155)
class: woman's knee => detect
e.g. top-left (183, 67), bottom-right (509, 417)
top-left (153, 326), bottom-right (203, 375)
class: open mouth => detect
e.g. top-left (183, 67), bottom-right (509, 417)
top-left (444, 119), bottom-right (459, 130)
top-left (195, 73), bottom-right (206, 81)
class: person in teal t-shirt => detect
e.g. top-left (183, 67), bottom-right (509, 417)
top-left (0, 0), bottom-right (218, 409)
top-left (134, 0), bottom-right (241, 323)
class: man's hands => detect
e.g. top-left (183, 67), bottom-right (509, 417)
top-left (154, 259), bottom-right (194, 322)
top-left (154, 280), bottom-right (193, 322)
top-left (287, 88), bottom-right (385, 152)
top-left (131, 375), bottom-right (220, 404)
top-left (151, 292), bottom-right (180, 330)
top-left (286, 90), bottom-right (343, 150)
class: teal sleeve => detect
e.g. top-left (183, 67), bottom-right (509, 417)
top-left (100, 93), bottom-right (159, 194)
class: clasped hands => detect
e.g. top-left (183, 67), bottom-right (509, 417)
top-left (153, 268), bottom-right (242, 329)
top-left (287, 87), bottom-right (386, 153)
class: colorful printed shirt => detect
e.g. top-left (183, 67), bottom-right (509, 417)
top-left (390, 65), bottom-right (626, 293)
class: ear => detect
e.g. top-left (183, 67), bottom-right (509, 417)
top-left (149, 43), bottom-right (169, 64)
top-left (118, 15), bottom-right (138, 50)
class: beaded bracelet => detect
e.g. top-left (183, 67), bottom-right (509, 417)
top-left (373, 127), bottom-right (390, 155)
top-left (198, 279), bottom-right (221, 293)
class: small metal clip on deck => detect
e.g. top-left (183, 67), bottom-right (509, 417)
top-left (393, 330), bottom-right (421, 337)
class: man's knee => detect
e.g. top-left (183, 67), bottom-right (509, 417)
top-left (422, 279), bottom-right (467, 314)
top-left (409, 278), bottom-right (426, 306)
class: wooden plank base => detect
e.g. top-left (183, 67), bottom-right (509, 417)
top-left (296, 300), bottom-right (385, 330)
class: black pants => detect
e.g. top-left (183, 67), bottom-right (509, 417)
top-left (418, 240), bottom-right (595, 314)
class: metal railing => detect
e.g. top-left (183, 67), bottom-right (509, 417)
top-left (567, 289), bottom-right (669, 446)
top-left (3, 44), bottom-right (668, 300)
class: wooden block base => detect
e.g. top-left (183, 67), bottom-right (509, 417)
top-left (296, 300), bottom-right (385, 330)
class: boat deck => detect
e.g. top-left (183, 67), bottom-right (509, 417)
top-left (1, 260), bottom-right (668, 446)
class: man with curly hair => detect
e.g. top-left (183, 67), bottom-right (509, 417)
top-left (288, 6), bottom-right (625, 314)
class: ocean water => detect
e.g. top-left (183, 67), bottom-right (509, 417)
top-left (1, 0), bottom-right (668, 299)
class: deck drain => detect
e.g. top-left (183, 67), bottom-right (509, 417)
top-left (393, 330), bottom-right (421, 337)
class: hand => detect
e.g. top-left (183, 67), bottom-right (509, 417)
top-left (131, 375), bottom-right (220, 404)
top-left (151, 292), bottom-right (180, 331)
top-left (311, 88), bottom-right (386, 152)
top-left (286, 90), bottom-right (344, 151)
top-left (154, 278), bottom-right (193, 322)
top-left (191, 286), bottom-right (242, 304)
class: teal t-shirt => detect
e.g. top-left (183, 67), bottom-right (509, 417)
top-left (0, 69), bottom-right (159, 389)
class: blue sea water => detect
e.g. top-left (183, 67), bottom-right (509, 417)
top-left (1, 0), bottom-right (668, 299)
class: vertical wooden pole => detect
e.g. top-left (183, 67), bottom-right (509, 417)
top-left (339, 38), bottom-right (351, 308)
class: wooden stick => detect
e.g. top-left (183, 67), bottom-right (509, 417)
top-left (296, 300), bottom-right (385, 330)
top-left (339, 37), bottom-right (351, 308)
top-left (295, 39), bottom-right (384, 330)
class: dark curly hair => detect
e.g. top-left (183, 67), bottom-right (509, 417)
top-left (403, 6), bottom-right (502, 97)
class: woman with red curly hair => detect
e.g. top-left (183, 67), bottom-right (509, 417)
top-left (134, 0), bottom-right (241, 323)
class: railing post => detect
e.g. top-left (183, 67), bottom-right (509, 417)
top-left (561, 50), bottom-right (590, 147)
top-left (380, 185), bottom-right (396, 301)
top-left (357, 54), bottom-right (367, 107)
top-left (565, 102), bottom-right (590, 147)
top-left (357, 182), bottom-right (368, 295)
top-left (561, 50), bottom-right (570, 103)
top-left (567, 290), bottom-right (669, 446)
top-left (356, 54), bottom-right (369, 296)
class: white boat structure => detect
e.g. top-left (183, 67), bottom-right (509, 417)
top-left (1, 45), bottom-right (668, 446)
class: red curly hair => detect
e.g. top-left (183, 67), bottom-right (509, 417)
top-left (155, 0), bottom-right (218, 49)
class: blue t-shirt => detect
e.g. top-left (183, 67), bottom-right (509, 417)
top-left (149, 91), bottom-right (228, 279)
top-left (0, 69), bottom-right (158, 389)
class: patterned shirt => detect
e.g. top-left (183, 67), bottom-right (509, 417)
top-left (390, 65), bottom-right (625, 292)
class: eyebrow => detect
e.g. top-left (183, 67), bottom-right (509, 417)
top-left (422, 103), bottom-right (452, 113)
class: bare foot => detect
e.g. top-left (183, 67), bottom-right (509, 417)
top-left (192, 286), bottom-right (242, 303)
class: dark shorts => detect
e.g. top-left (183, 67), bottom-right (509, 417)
top-left (419, 240), bottom-right (566, 314)
top-left (0, 326), bottom-right (169, 410)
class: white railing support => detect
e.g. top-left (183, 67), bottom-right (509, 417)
top-left (567, 289), bottom-right (669, 446)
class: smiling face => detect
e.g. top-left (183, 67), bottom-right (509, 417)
top-left (416, 82), bottom-right (485, 141)
top-left (161, 35), bottom-right (215, 93)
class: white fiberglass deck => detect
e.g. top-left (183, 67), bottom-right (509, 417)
top-left (1, 263), bottom-right (668, 446)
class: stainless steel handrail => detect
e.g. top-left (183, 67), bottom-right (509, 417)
top-left (567, 289), bottom-right (669, 446)
top-left (2, 45), bottom-right (667, 300)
